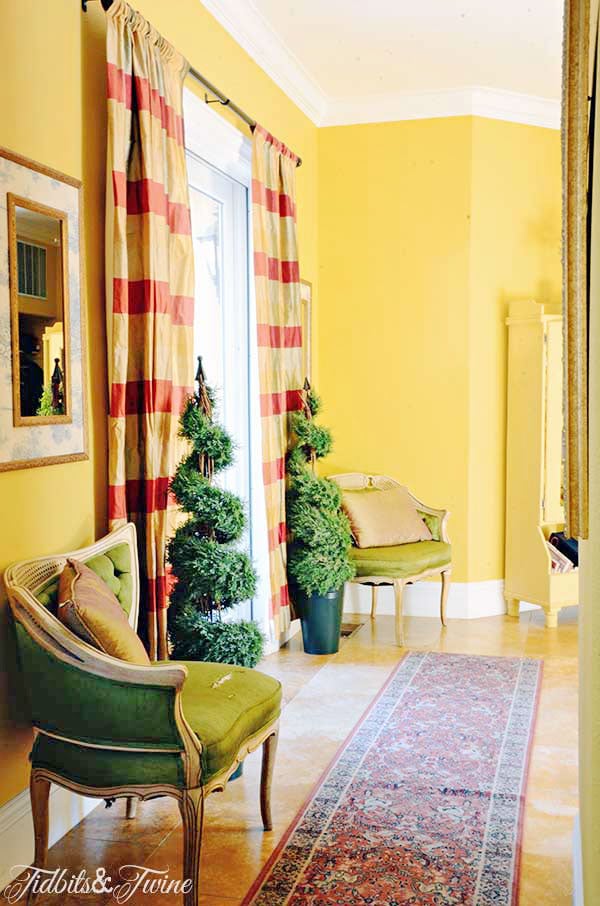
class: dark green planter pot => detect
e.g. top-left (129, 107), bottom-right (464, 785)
top-left (295, 587), bottom-right (344, 655)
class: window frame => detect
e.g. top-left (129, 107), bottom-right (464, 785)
top-left (183, 89), bottom-right (272, 641)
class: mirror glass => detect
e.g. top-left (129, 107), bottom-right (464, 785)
top-left (10, 200), bottom-right (69, 423)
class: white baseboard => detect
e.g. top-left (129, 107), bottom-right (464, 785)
top-left (0, 784), bottom-right (98, 892)
top-left (263, 617), bottom-right (301, 656)
top-left (573, 812), bottom-right (584, 906)
top-left (343, 578), bottom-right (509, 619)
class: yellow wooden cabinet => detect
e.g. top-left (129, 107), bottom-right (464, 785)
top-left (504, 300), bottom-right (578, 627)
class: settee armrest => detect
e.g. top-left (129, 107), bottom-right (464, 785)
top-left (416, 509), bottom-right (447, 542)
top-left (412, 501), bottom-right (451, 543)
top-left (14, 621), bottom-right (188, 751)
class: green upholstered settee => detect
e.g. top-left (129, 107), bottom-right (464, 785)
top-left (331, 473), bottom-right (452, 644)
top-left (4, 523), bottom-right (281, 906)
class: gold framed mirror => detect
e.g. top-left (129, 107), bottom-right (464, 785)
top-left (7, 193), bottom-right (71, 426)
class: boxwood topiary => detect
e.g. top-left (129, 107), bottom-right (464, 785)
top-left (167, 358), bottom-right (263, 666)
top-left (286, 384), bottom-right (355, 597)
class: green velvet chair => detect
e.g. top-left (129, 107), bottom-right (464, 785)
top-left (331, 473), bottom-right (452, 643)
top-left (4, 523), bottom-right (281, 906)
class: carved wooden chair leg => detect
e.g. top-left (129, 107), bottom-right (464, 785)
top-left (440, 570), bottom-right (451, 627)
top-left (125, 797), bottom-right (138, 819)
top-left (370, 585), bottom-right (378, 619)
top-left (179, 788), bottom-right (205, 906)
top-left (260, 729), bottom-right (279, 831)
top-left (30, 771), bottom-right (51, 876)
top-left (393, 578), bottom-right (405, 646)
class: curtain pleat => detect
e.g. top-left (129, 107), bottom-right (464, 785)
top-left (252, 126), bottom-right (303, 643)
top-left (105, 0), bottom-right (194, 659)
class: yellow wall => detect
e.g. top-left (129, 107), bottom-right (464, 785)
top-left (580, 329), bottom-right (600, 902)
top-left (317, 117), bottom-right (561, 583)
top-left (468, 119), bottom-right (562, 581)
top-left (318, 118), bottom-right (473, 577)
top-left (0, 0), bottom-right (318, 809)
top-left (0, 0), bottom-right (92, 808)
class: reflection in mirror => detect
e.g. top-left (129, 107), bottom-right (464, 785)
top-left (8, 196), bottom-right (70, 425)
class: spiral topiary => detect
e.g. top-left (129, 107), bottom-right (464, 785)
top-left (286, 382), bottom-right (355, 597)
top-left (167, 357), bottom-right (263, 666)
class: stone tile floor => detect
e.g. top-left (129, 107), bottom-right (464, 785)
top-left (19, 606), bottom-right (578, 905)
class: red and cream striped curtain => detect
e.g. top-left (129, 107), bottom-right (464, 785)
top-left (252, 126), bottom-right (303, 643)
top-left (105, 0), bottom-right (194, 660)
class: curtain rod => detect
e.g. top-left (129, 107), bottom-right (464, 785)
top-left (82, 0), bottom-right (302, 167)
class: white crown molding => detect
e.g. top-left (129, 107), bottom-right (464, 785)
top-left (322, 87), bottom-right (472, 127)
top-left (198, 0), bottom-right (328, 125)
top-left (470, 87), bottom-right (560, 130)
top-left (321, 86), bottom-right (560, 130)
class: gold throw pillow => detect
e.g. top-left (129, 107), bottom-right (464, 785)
top-left (341, 486), bottom-right (433, 549)
top-left (58, 558), bottom-right (150, 666)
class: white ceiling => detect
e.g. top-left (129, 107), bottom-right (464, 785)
top-left (201, 0), bottom-right (564, 128)
top-left (252, 0), bottom-right (563, 100)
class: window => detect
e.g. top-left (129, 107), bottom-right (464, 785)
top-left (17, 240), bottom-right (47, 298)
top-left (187, 155), bottom-right (250, 512)
top-left (184, 89), bottom-right (271, 639)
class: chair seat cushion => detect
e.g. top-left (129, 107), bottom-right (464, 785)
top-left (351, 540), bottom-right (451, 578)
top-left (177, 661), bottom-right (281, 782)
top-left (30, 662), bottom-right (281, 790)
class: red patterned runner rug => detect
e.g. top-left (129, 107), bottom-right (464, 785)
top-left (242, 651), bottom-right (542, 906)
